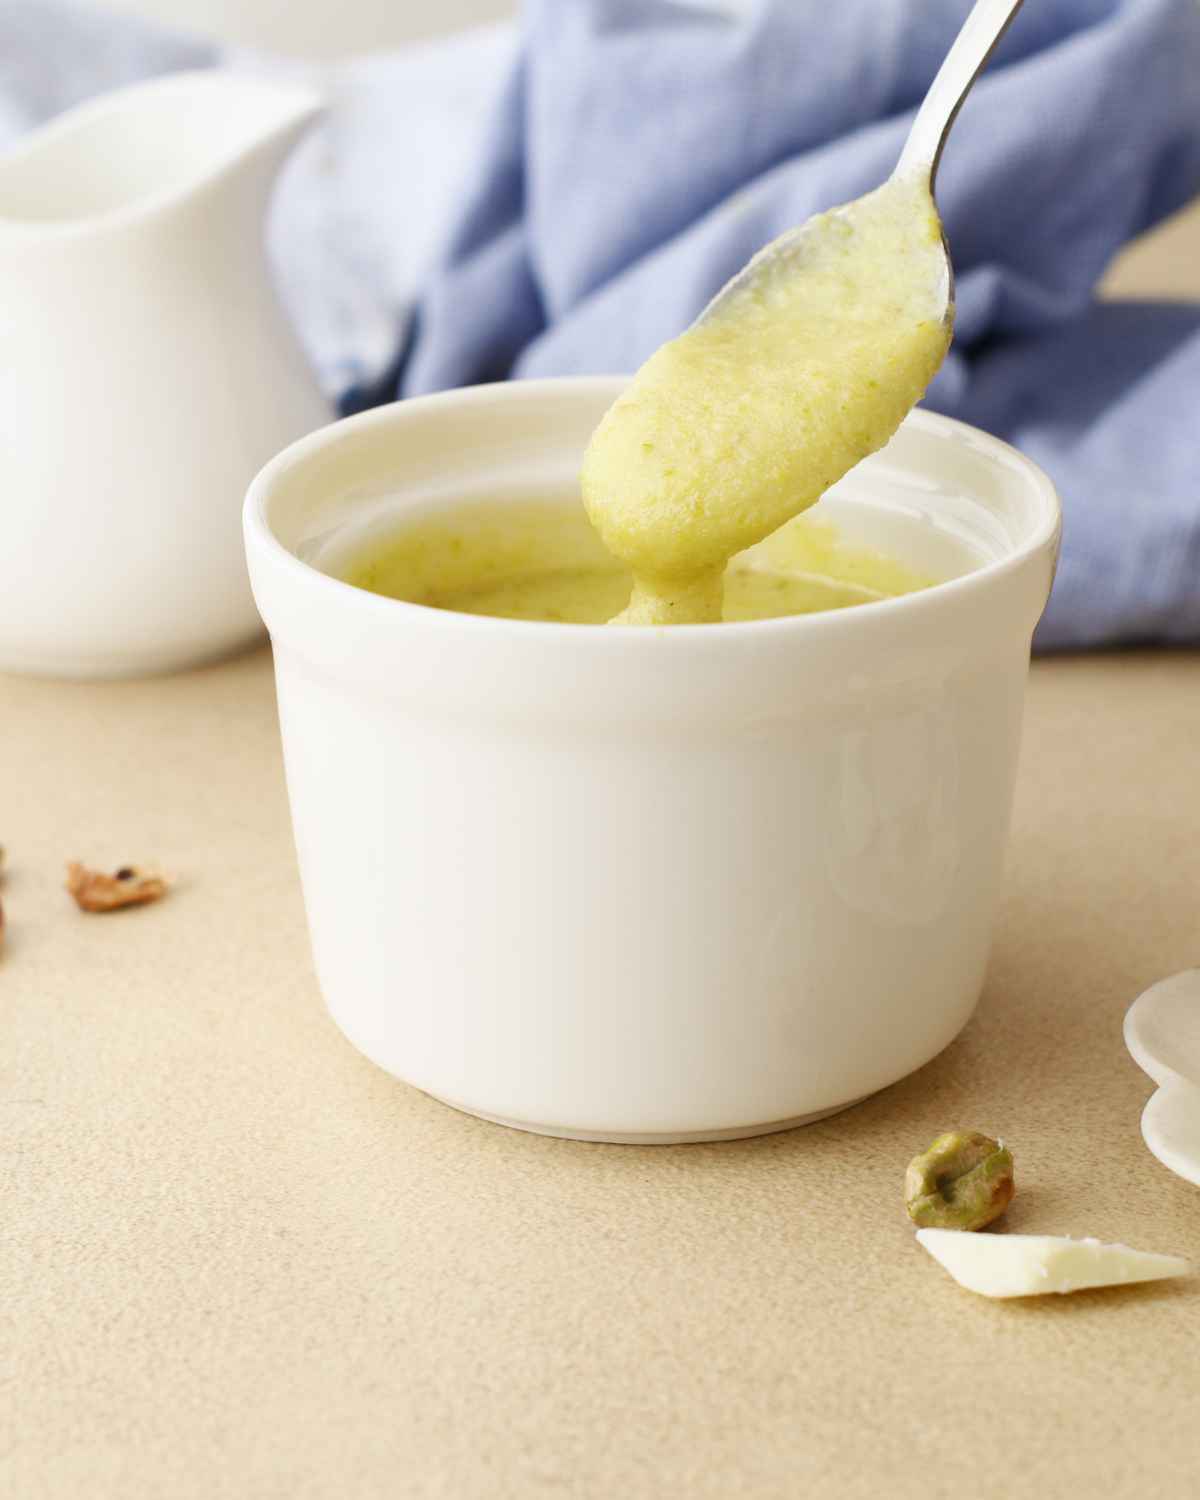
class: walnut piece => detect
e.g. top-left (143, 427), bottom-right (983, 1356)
top-left (66, 862), bottom-right (169, 913)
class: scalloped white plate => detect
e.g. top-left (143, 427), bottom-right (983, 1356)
top-left (1124, 970), bottom-right (1200, 1187)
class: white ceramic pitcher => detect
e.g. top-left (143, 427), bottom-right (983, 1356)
top-left (0, 71), bottom-right (329, 679)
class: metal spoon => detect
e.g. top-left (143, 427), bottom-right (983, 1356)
top-left (697, 0), bottom-right (1025, 327)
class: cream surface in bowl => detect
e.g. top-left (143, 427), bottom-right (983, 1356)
top-left (243, 377), bottom-right (1060, 1143)
top-left (321, 494), bottom-right (955, 624)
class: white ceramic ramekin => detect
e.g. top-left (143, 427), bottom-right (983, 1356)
top-left (244, 378), bottom-right (1060, 1143)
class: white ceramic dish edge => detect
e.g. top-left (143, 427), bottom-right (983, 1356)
top-left (1125, 970), bottom-right (1200, 1187)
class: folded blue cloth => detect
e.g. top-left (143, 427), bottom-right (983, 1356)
top-left (391, 0), bottom-right (1200, 650)
top-left (4, 0), bottom-right (1200, 650)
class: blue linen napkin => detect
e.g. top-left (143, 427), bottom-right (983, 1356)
top-left (3, 0), bottom-right (1199, 650)
top-left (389, 0), bottom-right (1200, 651)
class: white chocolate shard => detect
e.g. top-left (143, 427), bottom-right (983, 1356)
top-left (916, 1230), bottom-right (1191, 1299)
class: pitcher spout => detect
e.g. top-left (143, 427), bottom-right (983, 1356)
top-left (0, 70), bottom-right (323, 235)
top-left (202, 71), bottom-right (326, 194)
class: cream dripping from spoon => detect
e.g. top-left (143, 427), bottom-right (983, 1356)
top-left (582, 0), bottom-right (1024, 625)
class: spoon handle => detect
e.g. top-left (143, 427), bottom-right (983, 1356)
top-left (896, 0), bottom-right (1025, 187)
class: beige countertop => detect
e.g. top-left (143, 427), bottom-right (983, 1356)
top-left (3, 645), bottom-right (1200, 1499)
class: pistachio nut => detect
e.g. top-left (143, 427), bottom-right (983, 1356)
top-left (905, 1130), bottom-right (1015, 1231)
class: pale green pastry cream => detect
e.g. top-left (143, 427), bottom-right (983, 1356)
top-left (337, 177), bottom-right (953, 625)
top-left (580, 174), bottom-right (952, 623)
top-left (336, 498), bottom-right (933, 624)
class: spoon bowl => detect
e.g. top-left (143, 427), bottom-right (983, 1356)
top-left (581, 0), bottom-right (1025, 627)
top-left (694, 0), bottom-right (1024, 335)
